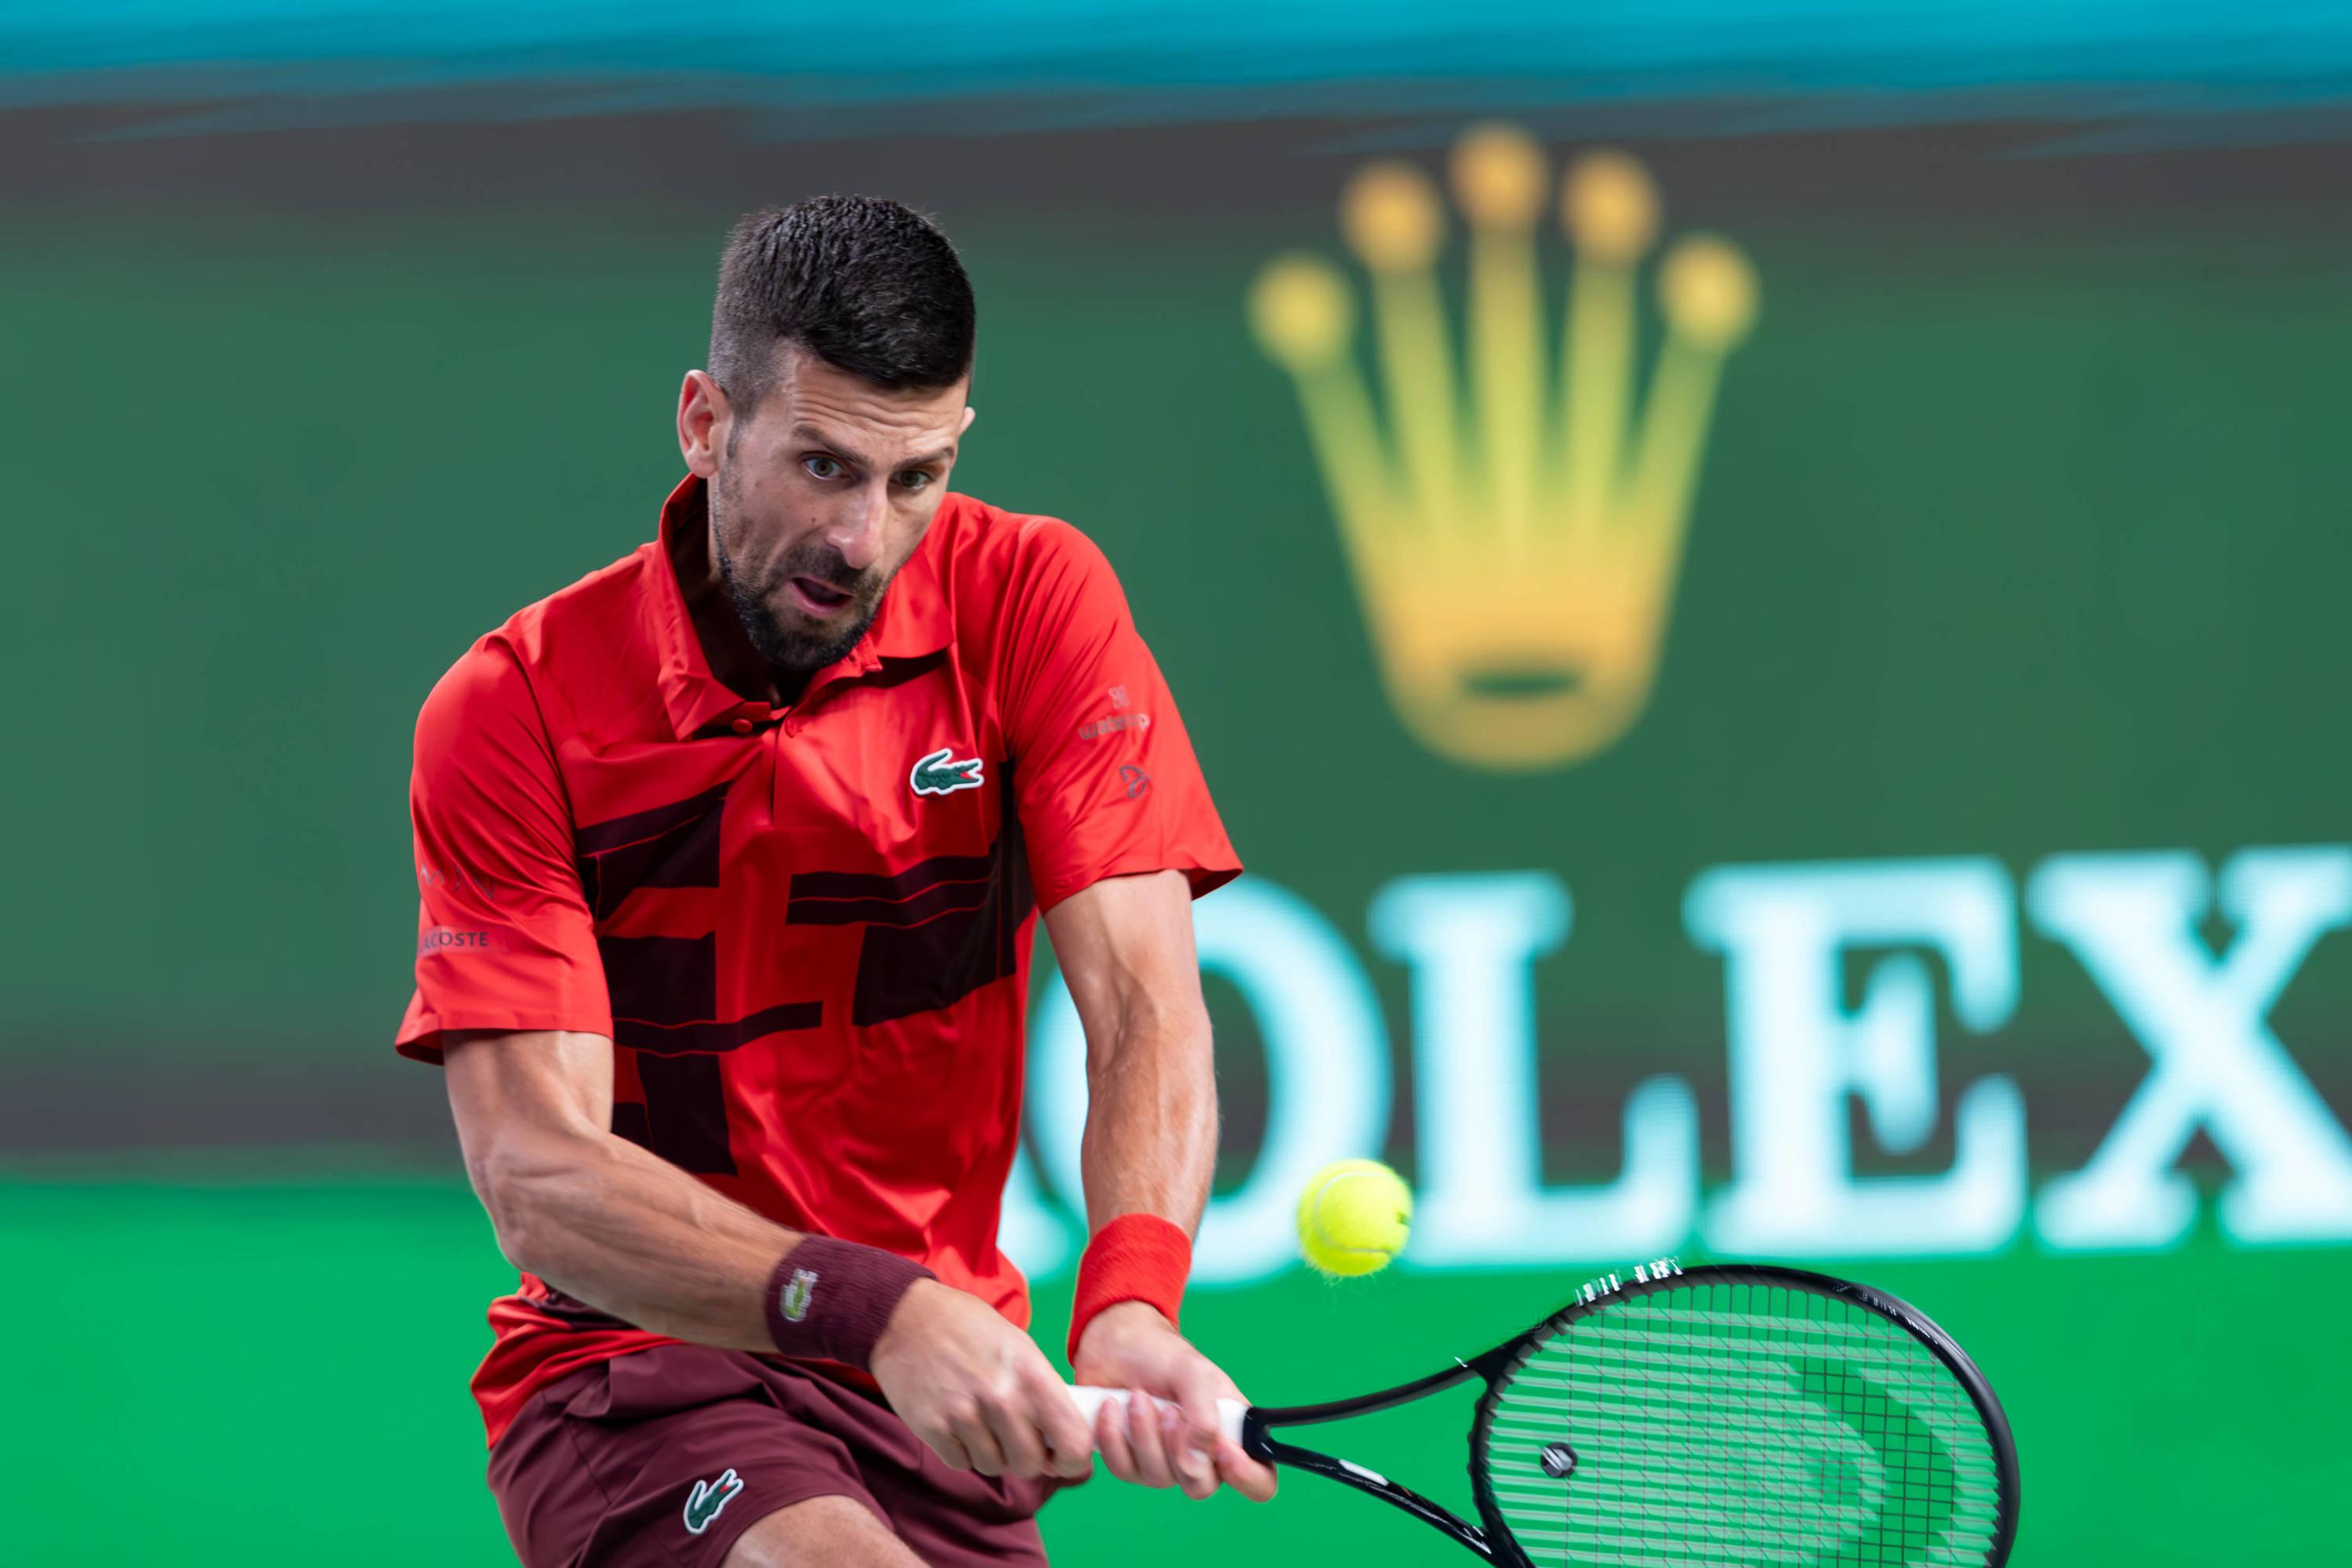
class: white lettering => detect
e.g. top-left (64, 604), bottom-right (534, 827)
top-left (1686, 858), bottom-right (2026, 1256)
top-left (1370, 873), bottom-right (1697, 1266)
top-left (2029, 848), bottom-right (2352, 1248)
top-left (1026, 877), bottom-right (1391, 1283)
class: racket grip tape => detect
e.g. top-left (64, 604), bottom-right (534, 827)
top-left (1067, 1385), bottom-right (1248, 1448)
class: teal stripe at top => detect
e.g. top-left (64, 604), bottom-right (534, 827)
top-left (5, 0), bottom-right (2350, 132)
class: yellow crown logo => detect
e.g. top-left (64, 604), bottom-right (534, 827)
top-left (1250, 125), bottom-right (1758, 771)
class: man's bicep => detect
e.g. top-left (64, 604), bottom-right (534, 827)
top-left (443, 1029), bottom-right (615, 1193)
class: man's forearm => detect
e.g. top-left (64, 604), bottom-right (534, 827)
top-left (488, 1123), bottom-right (804, 1348)
top-left (1079, 998), bottom-right (1218, 1234)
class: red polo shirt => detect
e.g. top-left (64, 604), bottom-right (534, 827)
top-left (396, 475), bottom-right (1238, 1445)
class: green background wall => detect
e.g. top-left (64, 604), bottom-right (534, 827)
top-left (6, 10), bottom-right (2352, 1562)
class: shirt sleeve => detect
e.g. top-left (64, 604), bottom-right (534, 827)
top-left (394, 639), bottom-right (612, 1065)
top-left (998, 520), bottom-right (1241, 913)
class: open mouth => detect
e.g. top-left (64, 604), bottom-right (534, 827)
top-left (786, 575), bottom-right (855, 616)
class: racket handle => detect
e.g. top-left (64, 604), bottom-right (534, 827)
top-left (1068, 1385), bottom-right (1248, 1447)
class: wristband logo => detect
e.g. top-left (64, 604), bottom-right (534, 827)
top-left (1249, 124), bottom-right (1757, 772)
top-left (683, 1468), bottom-right (745, 1536)
top-left (780, 1267), bottom-right (818, 1324)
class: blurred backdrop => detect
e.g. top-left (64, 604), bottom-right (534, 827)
top-left (6, 2), bottom-right (2352, 1563)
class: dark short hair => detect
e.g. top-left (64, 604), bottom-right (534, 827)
top-left (708, 195), bottom-right (975, 409)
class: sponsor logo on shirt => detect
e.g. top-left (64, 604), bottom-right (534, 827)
top-left (1079, 713), bottom-right (1151, 739)
top-left (417, 861), bottom-right (503, 905)
top-left (416, 925), bottom-right (513, 956)
top-left (1119, 765), bottom-right (1152, 800)
top-left (684, 1468), bottom-right (746, 1535)
top-left (909, 747), bottom-right (985, 797)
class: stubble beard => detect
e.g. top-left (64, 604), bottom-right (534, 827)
top-left (708, 467), bottom-right (885, 681)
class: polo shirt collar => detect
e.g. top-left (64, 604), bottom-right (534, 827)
top-left (866, 500), bottom-right (953, 660)
top-left (646, 474), bottom-right (952, 742)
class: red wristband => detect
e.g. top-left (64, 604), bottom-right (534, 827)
top-left (763, 1237), bottom-right (935, 1372)
top-left (1066, 1213), bottom-right (1192, 1364)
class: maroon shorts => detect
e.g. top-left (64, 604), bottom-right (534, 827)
top-left (487, 1343), bottom-right (1058, 1567)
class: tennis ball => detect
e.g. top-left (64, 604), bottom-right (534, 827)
top-left (1297, 1158), bottom-right (1413, 1277)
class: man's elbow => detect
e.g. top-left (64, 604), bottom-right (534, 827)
top-left (465, 1131), bottom-right (586, 1277)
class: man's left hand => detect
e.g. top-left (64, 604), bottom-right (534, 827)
top-left (1072, 1300), bottom-right (1279, 1502)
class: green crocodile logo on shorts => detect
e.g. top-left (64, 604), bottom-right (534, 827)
top-left (684, 1468), bottom-right (745, 1536)
top-left (910, 746), bottom-right (985, 797)
top-left (780, 1266), bottom-right (817, 1323)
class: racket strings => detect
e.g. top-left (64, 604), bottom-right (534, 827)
top-left (1479, 1282), bottom-right (2003, 1567)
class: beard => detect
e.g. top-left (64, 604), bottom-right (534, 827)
top-left (708, 473), bottom-right (887, 678)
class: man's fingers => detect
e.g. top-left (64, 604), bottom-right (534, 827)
top-left (1094, 1395), bottom-right (1142, 1484)
top-left (924, 1423), bottom-right (975, 1472)
top-left (956, 1407), bottom-right (1011, 1476)
top-left (1215, 1437), bottom-right (1279, 1503)
top-left (1033, 1384), bottom-right (1097, 1481)
top-left (1172, 1365), bottom-right (1225, 1486)
top-left (1162, 1402), bottom-right (1218, 1501)
top-left (981, 1392), bottom-right (1053, 1479)
top-left (1123, 1388), bottom-right (1181, 1489)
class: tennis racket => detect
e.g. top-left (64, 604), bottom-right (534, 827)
top-left (1072, 1258), bottom-right (2019, 1567)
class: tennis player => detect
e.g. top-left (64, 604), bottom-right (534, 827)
top-left (395, 194), bottom-right (1275, 1566)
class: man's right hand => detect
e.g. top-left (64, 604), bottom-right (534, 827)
top-left (872, 1279), bottom-right (1096, 1483)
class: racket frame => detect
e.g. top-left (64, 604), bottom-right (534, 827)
top-left (1243, 1351), bottom-right (1515, 1559)
top-left (1241, 1262), bottom-right (2021, 1568)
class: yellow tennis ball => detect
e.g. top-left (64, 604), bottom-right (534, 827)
top-left (1297, 1159), bottom-right (1413, 1277)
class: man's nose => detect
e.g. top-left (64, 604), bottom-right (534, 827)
top-left (824, 483), bottom-right (889, 572)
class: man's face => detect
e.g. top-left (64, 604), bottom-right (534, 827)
top-left (702, 346), bottom-right (971, 677)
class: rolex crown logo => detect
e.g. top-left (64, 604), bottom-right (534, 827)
top-left (1250, 125), bottom-right (1758, 771)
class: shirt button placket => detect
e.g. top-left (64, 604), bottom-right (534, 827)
top-left (781, 714), bottom-right (800, 822)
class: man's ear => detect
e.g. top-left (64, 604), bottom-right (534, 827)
top-left (678, 370), bottom-right (731, 477)
top-left (960, 404), bottom-right (978, 436)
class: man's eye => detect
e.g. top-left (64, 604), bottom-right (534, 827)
top-left (895, 470), bottom-right (932, 492)
top-left (804, 456), bottom-right (844, 481)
